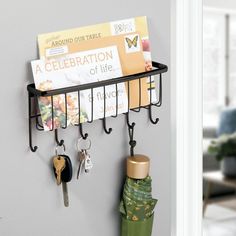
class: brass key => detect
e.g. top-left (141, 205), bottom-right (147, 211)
top-left (53, 156), bottom-right (66, 185)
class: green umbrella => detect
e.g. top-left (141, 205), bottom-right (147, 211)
top-left (119, 176), bottom-right (157, 236)
top-left (120, 176), bottom-right (157, 222)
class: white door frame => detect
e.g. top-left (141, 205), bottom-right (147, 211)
top-left (171, 0), bottom-right (203, 235)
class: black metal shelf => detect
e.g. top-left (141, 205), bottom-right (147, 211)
top-left (27, 61), bottom-right (168, 152)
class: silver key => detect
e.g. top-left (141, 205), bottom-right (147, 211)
top-left (62, 182), bottom-right (69, 207)
top-left (84, 150), bottom-right (93, 173)
top-left (77, 150), bottom-right (86, 179)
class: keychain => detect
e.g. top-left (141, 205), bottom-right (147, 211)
top-left (77, 137), bottom-right (93, 179)
top-left (52, 144), bottom-right (73, 207)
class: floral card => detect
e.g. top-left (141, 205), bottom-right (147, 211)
top-left (31, 46), bottom-right (127, 131)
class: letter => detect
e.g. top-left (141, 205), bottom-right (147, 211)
top-left (64, 59), bottom-right (70, 68)
top-left (82, 55), bottom-right (89, 65)
top-left (107, 64), bottom-right (112, 71)
top-left (70, 58), bottom-right (76, 67)
top-left (105, 50), bottom-right (113, 60)
top-left (35, 65), bottom-right (43, 74)
top-left (45, 63), bottom-right (52, 72)
top-left (76, 56), bottom-right (82, 66)
top-left (52, 61), bottom-right (59, 70)
top-left (90, 66), bottom-right (98, 75)
top-left (97, 52), bottom-right (105, 61)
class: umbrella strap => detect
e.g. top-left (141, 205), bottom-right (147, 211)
top-left (128, 125), bottom-right (136, 156)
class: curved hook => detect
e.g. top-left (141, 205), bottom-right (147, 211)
top-left (29, 126), bottom-right (38, 152)
top-left (87, 88), bottom-right (94, 123)
top-left (29, 94), bottom-right (38, 152)
top-left (131, 78), bottom-right (142, 113)
top-left (36, 116), bottom-right (44, 131)
top-left (156, 73), bottom-right (162, 107)
top-left (147, 75), bottom-right (160, 124)
top-left (103, 118), bottom-right (113, 134)
top-left (126, 112), bottom-right (136, 129)
top-left (79, 123), bottom-right (88, 140)
top-left (128, 121), bottom-right (136, 156)
top-left (55, 129), bottom-right (64, 146)
top-left (149, 105), bottom-right (159, 124)
top-left (62, 93), bottom-right (68, 129)
top-left (102, 85), bottom-right (112, 134)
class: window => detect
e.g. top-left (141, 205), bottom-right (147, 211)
top-left (229, 16), bottom-right (236, 105)
top-left (203, 11), bottom-right (225, 128)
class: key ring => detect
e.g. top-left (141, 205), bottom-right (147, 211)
top-left (77, 137), bottom-right (91, 152)
top-left (55, 143), bottom-right (66, 156)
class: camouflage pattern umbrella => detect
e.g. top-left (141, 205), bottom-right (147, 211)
top-left (119, 176), bottom-right (157, 236)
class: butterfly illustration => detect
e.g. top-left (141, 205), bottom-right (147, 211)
top-left (125, 35), bottom-right (139, 48)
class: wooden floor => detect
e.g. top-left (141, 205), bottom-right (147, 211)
top-left (203, 199), bottom-right (236, 236)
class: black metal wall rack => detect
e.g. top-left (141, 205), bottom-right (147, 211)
top-left (27, 61), bottom-right (168, 152)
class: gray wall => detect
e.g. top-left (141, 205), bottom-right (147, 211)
top-left (0, 0), bottom-right (170, 235)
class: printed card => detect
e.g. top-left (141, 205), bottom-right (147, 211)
top-left (31, 46), bottom-right (127, 131)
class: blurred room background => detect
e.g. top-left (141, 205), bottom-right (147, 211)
top-left (203, 1), bottom-right (236, 235)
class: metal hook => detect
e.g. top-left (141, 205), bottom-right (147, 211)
top-left (36, 121), bottom-right (44, 131)
top-left (128, 121), bottom-right (136, 156)
top-left (148, 75), bottom-right (159, 124)
top-left (111, 83), bottom-right (118, 118)
top-left (28, 94), bottom-right (38, 152)
top-left (131, 78), bottom-right (142, 113)
top-left (29, 121), bottom-right (38, 152)
top-left (126, 112), bottom-right (136, 129)
top-left (79, 123), bottom-right (88, 140)
top-left (55, 129), bottom-right (64, 146)
top-left (87, 88), bottom-right (94, 123)
top-left (125, 80), bottom-right (136, 129)
top-left (33, 96), bottom-right (44, 131)
top-left (77, 90), bottom-right (89, 139)
top-left (102, 86), bottom-right (112, 134)
top-left (156, 73), bottom-right (162, 107)
top-left (149, 105), bottom-right (159, 124)
top-left (103, 118), bottom-right (112, 134)
top-left (62, 93), bottom-right (68, 129)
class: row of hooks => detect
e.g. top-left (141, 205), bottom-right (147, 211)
top-left (28, 61), bottom-right (166, 152)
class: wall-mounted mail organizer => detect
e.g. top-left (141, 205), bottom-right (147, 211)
top-left (27, 61), bottom-right (168, 152)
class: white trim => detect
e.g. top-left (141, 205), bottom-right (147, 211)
top-left (171, 0), bottom-right (203, 235)
top-left (204, 6), bottom-right (236, 14)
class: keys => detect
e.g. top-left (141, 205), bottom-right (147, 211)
top-left (84, 151), bottom-right (93, 173)
top-left (77, 150), bottom-right (86, 179)
top-left (53, 144), bottom-right (72, 207)
top-left (53, 156), bottom-right (66, 185)
top-left (77, 137), bottom-right (93, 179)
top-left (61, 155), bottom-right (72, 207)
top-left (77, 149), bottom-right (93, 178)
top-left (62, 182), bottom-right (69, 207)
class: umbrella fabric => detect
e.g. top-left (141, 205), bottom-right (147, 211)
top-left (120, 176), bottom-right (157, 221)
